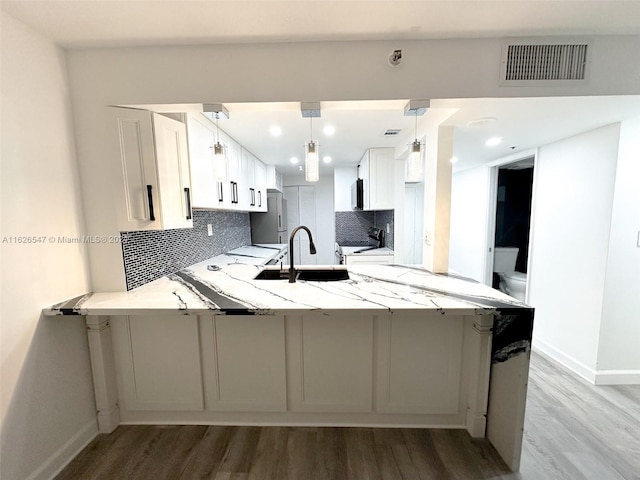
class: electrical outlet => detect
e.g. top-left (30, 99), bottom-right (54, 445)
top-left (207, 224), bottom-right (213, 236)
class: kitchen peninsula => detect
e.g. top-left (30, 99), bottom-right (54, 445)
top-left (45, 257), bottom-right (533, 471)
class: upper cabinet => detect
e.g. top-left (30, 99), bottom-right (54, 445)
top-left (358, 148), bottom-right (395, 210)
top-left (110, 107), bottom-right (192, 232)
top-left (186, 113), bottom-right (267, 213)
top-left (266, 165), bottom-right (283, 192)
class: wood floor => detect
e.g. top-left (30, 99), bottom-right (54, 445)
top-left (56, 352), bottom-right (640, 480)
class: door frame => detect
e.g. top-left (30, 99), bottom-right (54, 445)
top-left (483, 149), bottom-right (539, 298)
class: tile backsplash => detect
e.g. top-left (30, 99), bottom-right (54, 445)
top-left (121, 210), bottom-right (250, 290)
top-left (335, 210), bottom-right (394, 249)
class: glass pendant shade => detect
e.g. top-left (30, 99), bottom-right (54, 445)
top-left (305, 141), bottom-right (319, 182)
top-left (407, 139), bottom-right (423, 181)
top-left (213, 142), bottom-right (228, 181)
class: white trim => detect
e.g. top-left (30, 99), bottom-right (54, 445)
top-left (533, 339), bottom-right (597, 384)
top-left (25, 419), bottom-right (98, 480)
top-left (594, 370), bottom-right (640, 385)
top-left (533, 341), bottom-right (640, 385)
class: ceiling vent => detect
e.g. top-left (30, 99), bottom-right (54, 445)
top-left (383, 129), bottom-right (402, 136)
top-left (500, 39), bottom-right (590, 86)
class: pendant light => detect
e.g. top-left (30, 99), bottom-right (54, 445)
top-left (212, 113), bottom-right (228, 181)
top-left (203, 104), bottom-right (229, 181)
top-left (305, 116), bottom-right (319, 182)
top-left (407, 111), bottom-right (423, 180)
top-left (301, 102), bottom-right (321, 183)
top-left (404, 100), bottom-right (429, 181)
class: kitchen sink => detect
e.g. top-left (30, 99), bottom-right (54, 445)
top-left (254, 268), bottom-right (349, 282)
top-left (296, 269), bottom-right (350, 281)
top-left (254, 269), bottom-right (290, 280)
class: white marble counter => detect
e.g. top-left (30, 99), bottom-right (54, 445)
top-left (45, 257), bottom-right (527, 317)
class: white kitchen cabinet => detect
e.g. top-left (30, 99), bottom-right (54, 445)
top-left (255, 159), bottom-right (267, 212)
top-left (375, 314), bottom-right (463, 414)
top-left (111, 315), bottom-right (204, 411)
top-left (200, 315), bottom-right (287, 412)
top-left (286, 314), bottom-right (373, 412)
top-left (266, 165), bottom-right (283, 192)
top-left (358, 147), bottom-right (395, 211)
top-left (343, 253), bottom-right (394, 265)
top-left (111, 107), bottom-right (193, 231)
top-left (186, 113), bottom-right (224, 209)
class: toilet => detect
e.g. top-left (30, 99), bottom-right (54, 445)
top-left (493, 247), bottom-right (527, 302)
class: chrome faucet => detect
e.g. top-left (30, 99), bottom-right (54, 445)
top-left (289, 226), bottom-right (317, 283)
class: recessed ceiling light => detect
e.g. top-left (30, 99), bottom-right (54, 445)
top-left (269, 125), bottom-right (282, 136)
top-left (323, 156), bottom-right (332, 164)
top-left (450, 156), bottom-right (459, 164)
top-left (323, 125), bottom-right (336, 136)
top-left (485, 137), bottom-right (503, 147)
top-left (290, 156), bottom-right (299, 164)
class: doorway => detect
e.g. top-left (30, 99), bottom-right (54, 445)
top-left (489, 156), bottom-right (535, 298)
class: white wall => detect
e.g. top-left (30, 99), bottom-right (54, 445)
top-left (449, 166), bottom-right (491, 282)
top-left (597, 117), bottom-right (640, 376)
top-left (0, 12), bottom-right (97, 480)
top-left (283, 173), bottom-right (335, 265)
top-left (64, 36), bottom-right (640, 290)
top-left (528, 124), bottom-right (620, 376)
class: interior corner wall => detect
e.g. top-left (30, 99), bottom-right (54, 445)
top-left (1, 12), bottom-right (97, 480)
top-left (597, 117), bottom-right (640, 377)
top-left (449, 165), bottom-right (491, 283)
top-left (527, 124), bottom-right (620, 379)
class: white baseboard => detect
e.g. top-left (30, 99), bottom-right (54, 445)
top-left (533, 339), bottom-right (597, 383)
top-left (533, 340), bottom-right (640, 385)
top-left (594, 370), bottom-right (640, 385)
top-left (26, 419), bottom-right (98, 480)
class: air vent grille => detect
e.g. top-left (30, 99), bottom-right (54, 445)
top-left (383, 129), bottom-right (401, 136)
top-left (504, 43), bottom-right (588, 81)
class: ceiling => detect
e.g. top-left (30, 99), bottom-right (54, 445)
top-left (3, 1), bottom-right (640, 49)
top-left (3, 1), bottom-right (640, 173)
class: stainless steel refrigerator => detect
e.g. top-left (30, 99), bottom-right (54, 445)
top-left (250, 193), bottom-right (288, 244)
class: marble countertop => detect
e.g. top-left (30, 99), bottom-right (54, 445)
top-left (45, 251), bottom-right (530, 316)
top-left (340, 246), bottom-right (394, 256)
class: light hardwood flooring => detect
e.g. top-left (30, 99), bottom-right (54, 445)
top-left (56, 352), bottom-right (640, 479)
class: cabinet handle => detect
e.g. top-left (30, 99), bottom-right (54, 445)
top-left (278, 214), bottom-right (281, 228)
top-left (184, 187), bottom-right (192, 220)
top-left (146, 185), bottom-right (155, 221)
top-left (250, 188), bottom-right (255, 206)
top-left (258, 191), bottom-right (262, 208)
top-left (218, 182), bottom-right (224, 202)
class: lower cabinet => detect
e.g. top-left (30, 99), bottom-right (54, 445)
top-left (108, 312), bottom-right (488, 430)
top-left (111, 315), bottom-right (204, 411)
top-left (286, 314), bottom-right (373, 412)
top-left (201, 315), bottom-right (286, 412)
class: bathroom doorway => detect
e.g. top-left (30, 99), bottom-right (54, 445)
top-left (489, 156), bottom-right (535, 296)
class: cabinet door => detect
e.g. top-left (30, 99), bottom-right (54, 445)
top-left (110, 107), bottom-right (160, 231)
top-left (369, 148), bottom-right (394, 210)
top-left (111, 315), bottom-right (204, 411)
top-left (153, 113), bottom-right (193, 229)
top-left (376, 314), bottom-right (463, 414)
top-left (225, 133), bottom-right (242, 210)
top-left (200, 315), bottom-right (286, 412)
top-left (255, 159), bottom-right (267, 212)
top-left (186, 113), bottom-right (218, 209)
top-left (287, 314), bottom-right (373, 412)
top-left (358, 151), bottom-right (370, 210)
